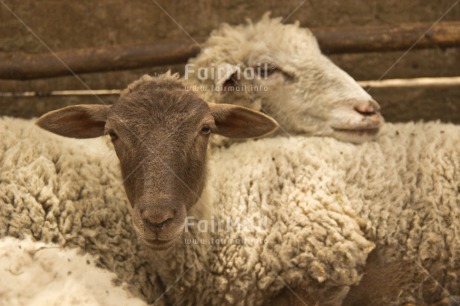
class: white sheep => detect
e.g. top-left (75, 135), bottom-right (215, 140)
top-left (0, 237), bottom-right (148, 306)
top-left (36, 74), bottom-right (460, 306)
top-left (188, 17), bottom-right (460, 304)
top-left (0, 117), bottom-right (166, 305)
top-left (186, 13), bottom-right (383, 144)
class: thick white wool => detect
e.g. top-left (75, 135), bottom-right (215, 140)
top-left (1, 116), bottom-right (459, 305)
top-left (0, 237), bottom-right (147, 306)
top-left (144, 122), bottom-right (459, 306)
top-left (0, 116), bottom-right (373, 305)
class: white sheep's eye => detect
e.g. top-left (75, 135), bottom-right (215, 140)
top-left (200, 126), bottom-right (212, 135)
top-left (108, 131), bottom-right (118, 141)
top-left (256, 64), bottom-right (279, 79)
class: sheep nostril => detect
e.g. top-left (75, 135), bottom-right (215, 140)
top-left (141, 209), bottom-right (176, 230)
top-left (354, 104), bottom-right (379, 117)
top-left (143, 216), bottom-right (174, 230)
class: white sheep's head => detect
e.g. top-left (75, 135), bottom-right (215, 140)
top-left (36, 74), bottom-right (278, 250)
top-left (186, 13), bottom-right (383, 143)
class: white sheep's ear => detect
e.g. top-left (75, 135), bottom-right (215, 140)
top-left (209, 103), bottom-right (279, 138)
top-left (36, 104), bottom-right (110, 139)
top-left (215, 63), bottom-right (241, 89)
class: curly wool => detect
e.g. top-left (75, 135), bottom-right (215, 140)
top-left (146, 121), bottom-right (459, 306)
top-left (0, 117), bottom-right (374, 306)
top-left (341, 122), bottom-right (460, 305)
top-left (0, 237), bottom-right (147, 306)
top-left (2, 116), bottom-right (458, 305)
top-left (0, 117), bottom-right (166, 305)
top-left (144, 136), bottom-right (375, 305)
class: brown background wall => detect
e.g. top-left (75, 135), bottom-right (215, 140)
top-left (0, 0), bottom-right (459, 122)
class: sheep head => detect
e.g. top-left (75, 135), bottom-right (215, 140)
top-left (187, 13), bottom-right (384, 143)
top-left (36, 74), bottom-right (278, 250)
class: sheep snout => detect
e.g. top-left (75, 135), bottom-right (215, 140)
top-left (134, 198), bottom-right (187, 247)
top-left (333, 99), bottom-right (383, 130)
top-left (352, 100), bottom-right (382, 126)
top-left (141, 208), bottom-right (176, 231)
top-left (354, 100), bottom-right (381, 117)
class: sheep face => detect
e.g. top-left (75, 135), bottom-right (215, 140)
top-left (36, 74), bottom-right (278, 250)
top-left (187, 15), bottom-right (383, 143)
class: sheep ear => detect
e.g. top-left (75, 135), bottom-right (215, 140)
top-left (209, 103), bottom-right (279, 138)
top-left (36, 104), bottom-right (110, 139)
top-left (215, 63), bottom-right (240, 89)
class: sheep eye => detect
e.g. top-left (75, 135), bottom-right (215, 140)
top-left (257, 64), bottom-right (279, 78)
top-left (265, 67), bottom-right (279, 77)
top-left (200, 126), bottom-right (212, 135)
top-left (108, 131), bottom-right (118, 141)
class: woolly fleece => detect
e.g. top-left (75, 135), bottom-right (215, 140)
top-left (0, 237), bottom-right (147, 306)
top-left (147, 121), bottom-right (459, 305)
top-left (2, 117), bottom-right (459, 305)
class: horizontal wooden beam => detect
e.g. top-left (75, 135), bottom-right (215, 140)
top-left (315, 21), bottom-right (460, 53)
top-left (1, 22), bottom-right (459, 80)
top-left (0, 40), bottom-right (203, 80)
